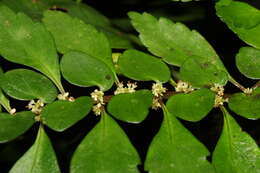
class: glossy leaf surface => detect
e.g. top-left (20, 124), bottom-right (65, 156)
top-left (9, 126), bottom-right (60, 173)
top-left (145, 107), bottom-right (215, 173)
top-left (107, 90), bottom-right (153, 123)
top-left (212, 107), bottom-right (260, 173)
top-left (216, 0), bottom-right (260, 49)
top-left (43, 10), bottom-right (114, 71)
top-left (228, 88), bottom-right (260, 119)
top-left (128, 12), bottom-right (225, 70)
top-left (180, 57), bottom-right (228, 87)
top-left (166, 88), bottom-right (215, 121)
top-left (0, 111), bottom-right (34, 143)
top-left (71, 113), bottom-right (140, 173)
top-left (52, 2), bottom-right (133, 49)
top-left (1, 69), bottom-right (57, 103)
top-left (0, 6), bottom-right (63, 92)
top-left (41, 96), bottom-right (93, 132)
top-left (0, 67), bottom-right (12, 113)
top-left (119, 49), bottom-right (170, 82)
top-left (236, 47), bottom-right (260, 79)
top-left (61, 51), bottom-right (114, 91)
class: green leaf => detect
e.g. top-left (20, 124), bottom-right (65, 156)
top-left (228, 88), bottom-right (260, 119)
top-left (166, 88), bottom-right (215, 122)
top-left (0, 69), bottom-right (58, 103)
top-left (145, 107), bottom-right (215, 172)
top-left (0, 5), bottom-right (64, 93)
top-left (107, 90), bottom-right (153, 123)
top-left (70, 112), bottom-right (140, 173)
top-left (43, 10), bottom-right (114, 71)
top-left (52, 1), bottom-right (111, 28)
top-left (41, 96), bottom-right (93, 132)
top-left (179, 56), bottom-right (228, 87)
top-left (0, 67), bottom-right (12, 113)
top-left (0, 111), bottom-right (34, 143)
top-left (118, 49), bottom-right (170, 82)
top-left (212, 107), bottom-right (260, 173)
top-left (1, 0), bottom-right (50, 21)
top-left (60, 51), bottom-right (115, 91)
top-left (216, 0), bottom-right (260, 49)
top-left (9, 126), bottom-right (61, 173)
top-left (128, 12), bottom-right (225, 70)
top-left (236, 47), bottom-right (260, 79)
top-left (50, 1), bottom-right (134, 49)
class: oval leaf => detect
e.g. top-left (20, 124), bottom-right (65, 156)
top-left (236, 47), bottom-right (260, 79)
top-left (228, 88), bottom-right (260, 119)
top-left (43, 10), bottom-right (114, 71)
top-left (128, 12), bottom-right (225, 71)
top-left (166, 88), bottom-right (215, 122)
top-left (60, 51), bottom-right (115, 91)
top-left (216, 0), bottom-right (260, 49)
top-left (0, 111), bottom-right (34, 143)
top-left (41, 96), bottom-right (93, 132)
top-left (180, 57), bottom-right (228, 87)
top-left (107, 90), bottom-right (153, 123)
top-left (9, 126), bottom-right (61, 173)
top-left (145, 107), bottom-right (215, 172)
top-left (212, 107), bottom-right (260, 173)
top-left (1, 69), bottom-right (57, 103)
top-left (71, 113), bottom-right (140, 173)
top-left (118, 49), bottom-right (170, 82)
top-left (0, 6), bottom-right (63, 92)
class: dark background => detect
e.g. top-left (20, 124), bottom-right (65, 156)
top-left (0, 0), bottom-right (260, 172)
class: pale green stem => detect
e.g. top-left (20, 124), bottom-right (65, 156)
top-left (252, 80), bottom-right (260, 89)
top-left (228, 76), bottom-right (246, 92)
top-left (169, 78), bottom-right (177, 88)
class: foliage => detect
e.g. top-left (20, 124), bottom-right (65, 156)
top-left (0, 0), bottom-right (259, 172)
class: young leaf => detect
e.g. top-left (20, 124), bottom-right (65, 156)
top-left (60, 51), bottom-right (115, 91)
top-left (118, 49), bottom-right (170, 82)
top-left (0, 5), bottom-right (64, 93)
top-left (228, 88), bottom-right (260, 119)
top-left (71, 112), bottom-right (140, 173)
top-left (107, 90), bottom-right (153, 123)
top-left (179, 56), bottom-right (228, 87)
top-left (0, 111), bottom-right (34, 143)
top-left (43, 10), bottom-right (114, 71)
top-left (166, 88), bottom-right (215, 122)
top-left (41, 96), bottom-right (93, 132)
top-left (9, 126), bottom-right (61, 173)
top-left (128, 12), bottom-right (225, 70)
top-left (216, 0), bottom-right (260, 49)
top-left (145, 107), bottom-right (215, 173)
top-left (212, 107), bottom-right (260, 173)
top-left (1, 69), bottom-right (58, 103)
top-left (236, 47), bottom-right (260, 79)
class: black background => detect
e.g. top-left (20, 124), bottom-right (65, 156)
top-left (0, 0), bottom-right (260, 172)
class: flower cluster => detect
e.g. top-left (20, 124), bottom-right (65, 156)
top-left (210, 84), bottom-right (228, 107)
top-left (151, 82), bottom-right (167, 110)
top-left (91, 89), bottom-right (105, 116)
top-left (175, 80), bottom-right (194, 93)
top-left (114, 82), bottom-right (137, 95)
top-left (57, 92), bottom-right (75, 102)
top-left (27, 100), bottom-right (44, 114)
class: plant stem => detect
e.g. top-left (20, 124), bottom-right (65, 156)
top-left (169, 78), bottom-right (177, 87)
top-left (228, 76), bottom-right (246, 91)
top-left (252, 80), bottom-right (260, 89)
